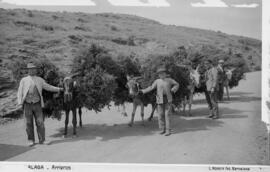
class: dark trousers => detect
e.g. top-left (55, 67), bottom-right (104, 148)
top-left (23, 102), bottom-right (45, 142)
top-left (157, 103), bottom-right (173, 133)
top-left (217, 83), bottom-right (224, 101)
top-left (205, 90), bottom-right (219, 117)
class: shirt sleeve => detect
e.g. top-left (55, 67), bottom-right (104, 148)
top-left (42, 78), bottom-right (61, 92)
top-left (212, 68), bottom-right (218, 89)
top-left (142, 80), bottom-right (157, 94)
top-left (170, 79), bottom-right (179, 91)
top-left (17, 79), bottom-right (24, 105)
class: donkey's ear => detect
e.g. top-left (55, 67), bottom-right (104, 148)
top-left (73, 81), bottom-right (77, 87)
top-left (195, 64), bottom-right (200, 71)
top-left (134, 76), bottom-right (143, 82)
top-left (58, 79), bottom-right (63, 87)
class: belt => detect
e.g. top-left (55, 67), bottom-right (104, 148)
top-left (24, 101), bottom-right (41, 105)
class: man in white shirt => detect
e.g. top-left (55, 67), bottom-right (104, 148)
top-left (140, 67), bottom-right (179, 136)
top-left (17, 63), bottom-right (63, 146)
top-left (217, 59), bottom-right (226, 101)
top-left (204, 60), bottom-right (219, 119)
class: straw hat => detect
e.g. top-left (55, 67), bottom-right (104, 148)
top-left (218, 59), bottom-right (225, 64)
top-left (24, 62), bottom-right (39, 69)
top-left (157, 67), bottom-right (167, 74)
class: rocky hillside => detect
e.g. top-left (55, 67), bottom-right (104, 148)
top-left (0, 8), bottom-right (261, 117)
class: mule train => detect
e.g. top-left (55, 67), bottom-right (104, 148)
top-left (57, 65), bottom-right (234, 133)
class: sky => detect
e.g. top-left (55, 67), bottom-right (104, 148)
top-left (0, 0), bottom-right (262, 39)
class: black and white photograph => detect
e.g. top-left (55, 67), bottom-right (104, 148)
top-left (0, 0), bottom-right (269, 171)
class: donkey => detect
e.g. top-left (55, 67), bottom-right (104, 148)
top-left (177, 64), bottom-right (201, 116)
top-left (223, 68), bottom-right (235, 100)
top-left (62, 76), bottom-right (82, 137)
top-left (126, 76), bottom-right (156, 126)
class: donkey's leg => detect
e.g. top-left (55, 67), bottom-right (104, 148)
top-left (188, 92), bottom-right (193, 116)
top-left (72, 109), bottom-right (77, 137)
top-left (63, 109), bottom-right (70, 137)
top-left (148, 103), bottom-right (156, 121)
top-left (183, 96), bottom-right (187, 116)
top-left (140, 103), bottom-right (145, 126)
top-left (226, 86), bottom-right (230, 100)
top-left (78, 107), bottom-right (82, 127)
top-left (121, 103), bottom-right (128, 117)
top-left (128, 102), bottom-right (137, 127)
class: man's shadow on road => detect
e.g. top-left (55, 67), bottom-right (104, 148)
top-left (225, 91), bottom-right (261, 102)
top-left (0, 144), bottom-right (33, 161)
top-left (186, 107), bottom-right (248, 119)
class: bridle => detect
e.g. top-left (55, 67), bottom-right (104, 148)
top-left (63, 77), bottom-right (74, 103)
top-left (127, 79), bottom-right (141, 97)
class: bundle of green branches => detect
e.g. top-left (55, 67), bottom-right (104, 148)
top-left (8, 54), bottom-right (63, 120)
top-left (35, 58), bottom-right (64, 120)
top-left (223, 53), bottom-right (249, 88)
top-left (113, 54), bottom-right (142, 106)
top-left (187, 44), bottom-right (248, 91)
top-left (72, 44), bottom-right (117, 112)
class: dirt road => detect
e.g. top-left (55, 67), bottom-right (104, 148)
top-left (0, 71), bottom-right (268, 165)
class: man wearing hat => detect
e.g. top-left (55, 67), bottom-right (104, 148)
top-left (139, 67), bottom-right (179, 136)
top-left (17, 62), bottom-right (63, 146)
top-left (204, 59), bottom-right (219, 119)
top-left (217, 59), bottom-right (226, 101)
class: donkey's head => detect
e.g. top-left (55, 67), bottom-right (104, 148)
top-left (126, 76), bottom-right (140, 96)
top-left (189, 65), bottom-right (201, 88)
top-left (225, 68), bottom-right (236, 81)
top-left (63, 77), bottom-right (75, 103)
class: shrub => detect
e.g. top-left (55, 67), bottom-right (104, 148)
top-left (111, 37), bottom-right (128, 45)
top-left (77, 18), bottom-right (87, 23)
top-left (52, 15), bottom-right (58, 20)
top-left (7, 56), bottom-right (28, 83)
top-left (254, 65), bottom-right (261, 71)
top-left (74, 26), bottom-right (86, 31)
top-left (111, 25), bottom-right (119, 31)
top-left (40, 25), bottom-right (54, 31)
top-left (14, 21), bottom-right (35, 27)
top-left (28, 11), bottom-right (34, 17)
top-left (68, 35), bottom-right (82, 43)
top-left (23, 39), bottom-right (36, 44)
top-left (111, 36), bottom-right (135, 46)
